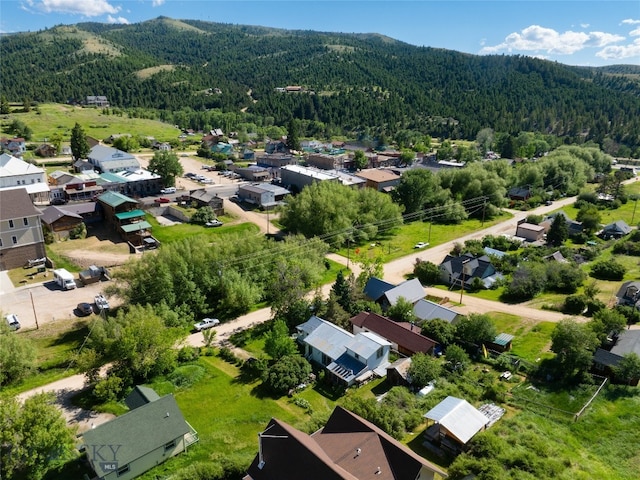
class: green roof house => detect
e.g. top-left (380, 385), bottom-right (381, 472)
top-left (82, 391), bottom-right (198, 480)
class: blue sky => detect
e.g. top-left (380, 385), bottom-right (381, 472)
top-left (2, 1), bottom-right (639, 66)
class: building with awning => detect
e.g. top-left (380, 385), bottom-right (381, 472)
top-left (97, 192), bottom-right (153, 246)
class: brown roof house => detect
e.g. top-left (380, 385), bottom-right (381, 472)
top-left (0, 188), bottom-right (46, 270)
top-left (354, 168), bottom-right (401, 192)
top-left (81, 388), bottom-right (198, 480)
top-left (350, 311), bottom-right (438, 356)
top-left (515, 219), bottom-right (545, 242)
top-left (244, 406), bottom-right (447, 480)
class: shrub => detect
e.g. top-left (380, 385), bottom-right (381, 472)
top-left (563, 294), bottom-right (588, 314)
top-left (177, 346), bottom-right (200, 363)
top-left (93, 375), bottom-right (123, 403)
top-left (590, 260), bottom-right (626, 280)
top-left (413, 259), bottom-right (441, 285)
top-left (168, 365), bottom-right (206, 388)
top-left (69, 222), bottom-right (87, 240)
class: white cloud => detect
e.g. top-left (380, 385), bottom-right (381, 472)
top-left (621, 19), bottom-right (640, 25)
top-left (596, 38), bottom-right (640, 60)
top-left (480, 25), bottom-right (624, 56)
top-left (34, 0), bottom-right (119, 17)
top-left (580, 23), bottom-right (590, 29)
top-left (152, 0), bottom-right (166, 6)
top-left (630, 27), bottom-right (640, 37)
top-left (106, 15), bottom-right (129, 24)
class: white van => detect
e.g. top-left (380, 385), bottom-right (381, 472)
top-left (53, 268), bottom-right (77, 290)
top-left (160, 187), bottom-right (177, 194)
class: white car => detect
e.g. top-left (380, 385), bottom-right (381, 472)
top-left (160, 187), bottom-right (176, 194)
top-left (414, 242), bottom-right (429, 249)
top-left (94, 294), bottom-right (110, 311)
top-left (205, 220), bottom-right (223, 227)
top-left (5, 314), bottom-right (21, 331)
top-left (194, 318), bottom-right (220, 331)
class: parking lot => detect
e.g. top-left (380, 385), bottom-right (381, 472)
top-left (1, 278), bottom-right (116, 331)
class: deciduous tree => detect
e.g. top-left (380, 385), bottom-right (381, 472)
top-left (0, 394), bottom-right (75, 480)
top-left (148, 150), bottom-right (184, 187)
top-left (408, 352), bottom-right (441, 387)
top-left (262, 354), bottom-right (311, 395)
top-left (0, 324), bottom-right (36, 386)
top-left (264, 319), bottom-right (297, 360)
top-left (550, 319), bottom-right (599, 378)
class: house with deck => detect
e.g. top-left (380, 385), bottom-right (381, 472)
top-left (296, 316), bottom-right (391, 387)
top-left (97, 191), bottom-right (153, 246)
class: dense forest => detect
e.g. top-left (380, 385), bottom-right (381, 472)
top-left (2, 16), bottom-right (640, 151)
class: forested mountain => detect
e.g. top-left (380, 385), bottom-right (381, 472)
top-left (2, 16), bottom-right (639, 149)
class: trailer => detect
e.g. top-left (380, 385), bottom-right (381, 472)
top-left (79, 265), bottom-right (110, 286)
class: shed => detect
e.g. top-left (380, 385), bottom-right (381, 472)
top-left (424, 396), bottom-right (489, 447)
top-left (488, 333), bottom-right (515, 352)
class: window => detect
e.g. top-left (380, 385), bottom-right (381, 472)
top-left (31, 179), bottom-right (35, 183)
top-left (23, 218), bottom-right (29, 226)
top-left (164, 440), bottom-right (176, 451)
top-left (12, 236), bottom-right (18, 245)
top-left (8, 220), bottom-right (14, 228)
top-left (0, 238), bottom-right (3, 247)
top-left (377, 347), bottom-right (384, 359)
top-left (117, 465), bottom-right (130, 477)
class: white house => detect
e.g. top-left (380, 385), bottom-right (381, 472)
top-left (296, 316), bottom-right (391, 386)
top-left (0, 153), bottom-right (50, 204)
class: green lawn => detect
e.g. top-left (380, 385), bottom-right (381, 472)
top-left (147, 214), bottom-right (260, 244)
top-left (335, 212), bottom-right (513, 263)
top-left (488, 312), bottom-right (555, 362)
top-left (3, 103), bottom-right (181, 144)
top-left (138, 356), bottom-right (332, 478)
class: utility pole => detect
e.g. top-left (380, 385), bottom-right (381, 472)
top-left (30, 290), bottom-right (39, 330)
top-left (481, 198), bottom-right (486, 227)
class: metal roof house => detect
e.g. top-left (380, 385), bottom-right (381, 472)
top-left (363, 277), bottom-right (425, 310)
top-left (600, 220), bottom-right (632, 240)
top-left (88, 145), bottom-right (140, 173)
top-left (413, 299), bottom-right (461, 324)
top-left (81, 392), bottom-right (198, 480)
top-left (244, 406), bottom-right (447, 480)
top-left (592, 329), bottom-right (640, 385)
top-left (296, 316), bottom-right (391, 387)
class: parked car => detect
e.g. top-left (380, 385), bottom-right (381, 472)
top-left (51, 197), bottom-right (68, 205)
top-left (193, 318), bottom-right (220, 331)
top-left (205, 220), bottom-right (223, 227)
top-left (4, 314), bottom-right (21, 331)
top-left (156, 197), bottom-right (171, 204)
top-left (76, 302), bottom-right (93, 316)
top-left (414, 242), bottom-right (429, 249)
top-left (160, 187), bottom-right (177, 194)
top-left (94, 294), bottom-right (110, 311)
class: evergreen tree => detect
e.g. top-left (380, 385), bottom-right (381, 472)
top-left (285, 118), bottom-right (300, 151)
top-left (0, 95), bottom-right (9, 114)
top-left (546, 214), bottom-right (568, 246)
top-left (70, 122), bottom-right (89, 160)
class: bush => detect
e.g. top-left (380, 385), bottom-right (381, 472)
top-left (168, 365), bottom-right (206, 388)
top-left (177, 346), bottom-right (200, 363)
top-left (563, 294), bottom-right (588, 314)
top-left (590, 260), bottom-right (626, 280)
top-left (413, 259), bottom-right (441, 285)
top-left (69, 222), bottom-right (87, 240)
top-left (93, 375), bottom-right (123, 403)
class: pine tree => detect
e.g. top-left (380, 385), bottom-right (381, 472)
top-left (546, 214), bottom-right (568, 246)
top-left (70, 123), bottom-right (89, 160)
top-left (285, 118), bottom-right (300, 152)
